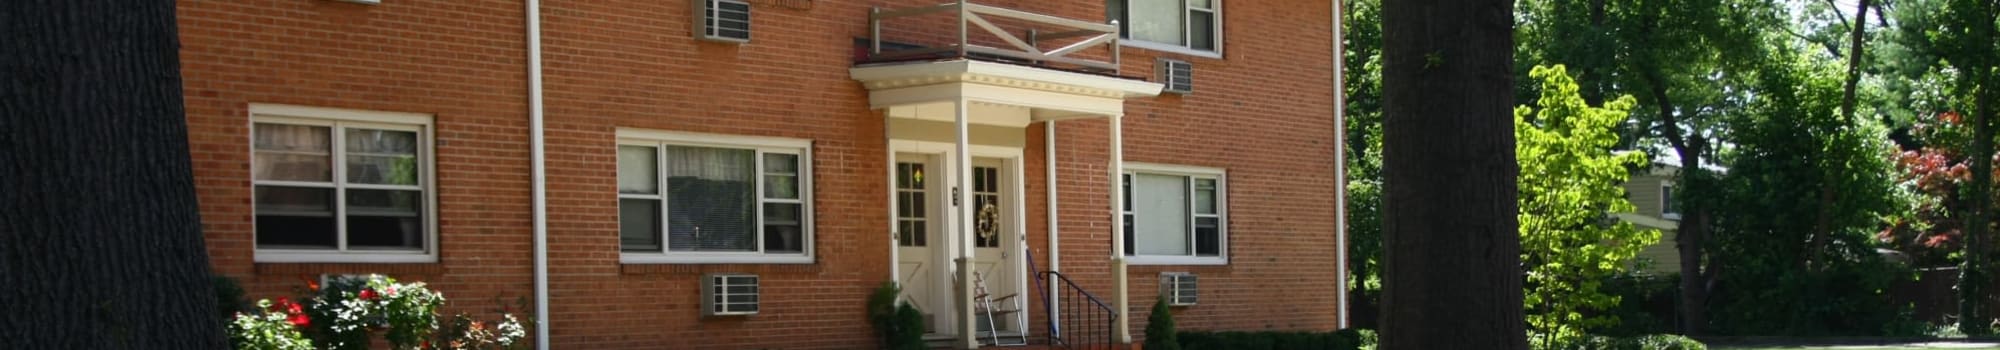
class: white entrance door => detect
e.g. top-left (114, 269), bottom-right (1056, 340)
top-left (894, 153), bottom-right (948, 334)
top-left (969, 158), bottom-right (1018, 334)
top-left (894, 149), bottom-right (1025, 339)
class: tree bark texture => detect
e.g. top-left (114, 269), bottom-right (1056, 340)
top-left (1644, 68), bottom-right (1713, 335)
top-left (1962, 65), bottom-right (1997, 335)
top-left (1377, 0), bottom-right (1525, 347)
top-left (0, 0), bottom-right (225, 348)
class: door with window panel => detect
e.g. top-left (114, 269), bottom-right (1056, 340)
top-left (969, 158), bottom-right (1017, 333)
top-left (894, 153), bottom-right (946, 333)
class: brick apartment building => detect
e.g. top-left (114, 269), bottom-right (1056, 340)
top-left (179, 0), bottom-right (1346, 348)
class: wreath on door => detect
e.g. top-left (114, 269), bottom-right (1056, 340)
top-left (976, 202), bottom-right (1000, 242)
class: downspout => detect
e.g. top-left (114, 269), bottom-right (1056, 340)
top-left (1331, 0), bottom-right (1349, 330)
top-left (526, 0), bottom-right (551, 348)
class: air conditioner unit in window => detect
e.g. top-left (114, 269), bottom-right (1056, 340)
top-left (1160, 272), bottom-right (1198, 306)
top-left (702, 273), bottom-right (760, 316)
top-left (692, 0), bottom-right (752, 43)
top-left (1157, 58), bottom-right (1194, 94)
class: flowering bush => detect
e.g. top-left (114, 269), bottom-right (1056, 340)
top-left (228, 298), bottom-right (315, 350)
top-left (438, 313), bottom-right (529, 350)
top-left (223, 274), bottom-right (528, 350)
top-left (305, 275), bottom-right (446, 349)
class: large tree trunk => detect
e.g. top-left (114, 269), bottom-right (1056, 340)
top-left (1644, 69), bottom-right (1712, 335)
top-left (1810, 0), bottom-right (1870, 270)
top-left (0, 1), bottom-right (224, 349)
top-left (1377, 0), bottom-right (1524, 346)
top-left (1962, 67), bottom-right (1997, 335)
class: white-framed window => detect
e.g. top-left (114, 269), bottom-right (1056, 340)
top-left (1122, 163), bottom-right (1226, 265)
top-left (1661, 181), bottom-right (1680, 220)
top-left (250, 104), bottom-right (437, 263)
top-left (1108, 0), bottom-right (1222, 57)
top-left (617, 129), bottom-right (813, 264)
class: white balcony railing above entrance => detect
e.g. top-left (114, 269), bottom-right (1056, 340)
top-left (867, 1), bottom-right (1123, 74)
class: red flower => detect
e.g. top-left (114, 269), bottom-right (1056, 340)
top-left (286, 302), bottom-right (303, 315)
top-left (270, 297), bottom-right (293, 312)
top-left (359, 288), bottom-right (378, 300)
top-left (287, 313), bottom-right (311, 328)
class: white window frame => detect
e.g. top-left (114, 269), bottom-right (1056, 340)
top-left (1123, 162), bottom-right (1227, 265)
top-left (250, 104), bottom-right (438, 264)
top-left (617, 129), bottom-right (815, 264)
top-left (1111, 0), bottom-right (1225, 58)
top-left (1661, 180), bottom-right (1681, 221)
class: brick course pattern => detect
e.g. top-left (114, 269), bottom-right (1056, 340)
top-left (180, 0), bottom-right (1339, 348)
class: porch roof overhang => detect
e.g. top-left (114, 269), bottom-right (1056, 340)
top-left (1614, 212), bottom-right (1678, 230)
top-left (850, 59), bottom-right (1164, 126)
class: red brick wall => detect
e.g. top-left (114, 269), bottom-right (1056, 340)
top-left (182, 0), bottom-right (1338, 348)
top-left (179, 0), bottom-right (535, 321)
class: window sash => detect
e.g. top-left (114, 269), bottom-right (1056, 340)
top-left (618, 138), bottom-right (810, 260)
top-left (1661, 185), bottom-right (1678, 216)
top-left (1113, 0), bottom-right (1222, 53)
top-left (252, 119), bottom-right (430, 255)
top-left (1121, 168), bottom-right (1224, 262)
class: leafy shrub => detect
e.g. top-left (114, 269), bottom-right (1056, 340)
top-left (1544, 334), bottom-right (1705, 350)
top-left (216, 275), bottom-right (250, 321)
top-left (866, 282), bottom-right (924, 350)
top-left (229, 298), bottom-right (315, 350)
top-left (1591, 273), bottom-right (1678, 337)
top-left (1705, 248), bottom-right (1915, 335)
top-left (1145, 299), bottom-right (1180, 350)
top-left (1176, 329), bottom-right (1372, 350)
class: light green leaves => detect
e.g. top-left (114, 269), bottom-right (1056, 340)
top-left (1517, 65), bottom-right (1661, 347)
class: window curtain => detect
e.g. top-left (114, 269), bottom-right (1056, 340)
top-left (253, 123), bottom-right (331, 182)
top-left (665, 146), bottom-right (757, 252)
top-left (1128, 0), bottom-right (1184, 45)
top-left (1134, 173), bottom-right (1190, 255)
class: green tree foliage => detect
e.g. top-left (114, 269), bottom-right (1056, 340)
top-left (1515, 65), bottom-right (1659, 346)
top-left (1514, 0), bottom-right (1782, 333)
top-left (1706, 52), bottom-right (1913, 336)
top-left (1342, 0), bottom-right (1385, 323)
top-left (1884, 0), bottom-right (2000, 333)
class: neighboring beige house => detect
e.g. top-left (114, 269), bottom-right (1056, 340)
top-left (1616, 164), bottom-right (1682, 274)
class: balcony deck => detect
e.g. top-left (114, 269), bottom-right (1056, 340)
top-left (862, 1), bottom-right (1131, 78)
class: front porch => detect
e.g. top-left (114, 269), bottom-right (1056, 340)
top-left (853, 2), bottom-right (1164, 348)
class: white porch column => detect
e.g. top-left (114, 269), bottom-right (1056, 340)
top-left (955, 98), bottom-right (980, 349)
top-left (1044, 120), bottom-right (1062, 333)
top-left (1108, 114), bottom-right (1130, 343)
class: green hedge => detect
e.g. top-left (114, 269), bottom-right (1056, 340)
top-left (1175, 329), bottom-right (1374, 350)
top-left (1174, 330), bottom-right (1698, 350)
top-left (1563, 334), bottom-right (1706, 350)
